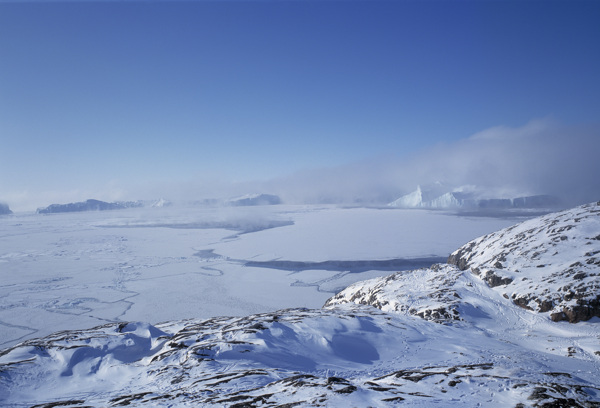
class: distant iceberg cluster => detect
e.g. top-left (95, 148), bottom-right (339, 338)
top-left (389, 184), bottom-right (561, 210)
top-left (0, 202), bottom-right (12, 215)
top-left (225, 193), bottom-right (282, 206)
top-left (37, 199), bottom-right (144, 214)
top-left (33, 194), bottom-right (283, 215)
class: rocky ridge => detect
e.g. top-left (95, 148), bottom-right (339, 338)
top-left (448, 201), bottom-right (600, 322)
top-left (325, 264), bottom-right (464, 323)
top-left (1, 306), bottom-right (599, 407)
top-left (328, 202), bottom-right (600, 324)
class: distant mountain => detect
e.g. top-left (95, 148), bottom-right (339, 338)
top-left (389, 184), bottom-right (561, 210)
top-left (226, 193), bottom-right (282, 206)
top-left (37, 199), bottom-right (143, 214)
top-left (0, 202), bottom-right (12, 215)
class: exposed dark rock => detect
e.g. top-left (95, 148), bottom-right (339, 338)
top-left (448, 202), bottom-right (600, 322)
top-left (30, 401), bottom-right (87, 408)
top-left (551, 298), bottom-right (600, 323)
top-left (480, 270), bottom-right (513, 287)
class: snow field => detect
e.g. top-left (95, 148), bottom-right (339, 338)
top-left (0, 205), bottom-right (515, 349)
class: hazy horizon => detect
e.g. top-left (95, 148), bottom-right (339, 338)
top-left (1, 1), bottom-right (599, 212)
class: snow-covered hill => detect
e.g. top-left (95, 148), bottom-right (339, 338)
top-left (448, 200), bottom-right (600, 323)
top-left (1, 203), bottom-right (599, 407)
top-left (1, 304), bottom-right (598, 407)
top-left (327, 201), bottom-right (600, 324)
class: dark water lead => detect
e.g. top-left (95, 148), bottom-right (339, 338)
top-left (245, 257), bottom-right (448, 274)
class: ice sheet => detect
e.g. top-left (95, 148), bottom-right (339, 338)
top-left (0, 205), bottom-right (516, 349)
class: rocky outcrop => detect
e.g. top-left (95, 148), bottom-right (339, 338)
top-left (448, 201), bottom-right (600, 322)
top-left (327, 202), bottom-right (600, 324)
top-left (2, 307), bottom-right (599, 407)
top-left (324, 264), bottom-right (463, 323)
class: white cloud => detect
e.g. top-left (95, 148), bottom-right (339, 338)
top-left (265, 118), bottom-right (600, 206)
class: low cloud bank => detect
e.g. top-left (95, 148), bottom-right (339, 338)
top-left (266, 119), bottom-right (600, 207)
top-left (5, 119), bottom-right (599, 212)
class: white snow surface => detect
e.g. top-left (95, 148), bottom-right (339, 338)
top-left (0, 205), bottom-right (515, 349)
top-left (1, 204), bottom-right (599, 406)
top-left (1, 303), bottom-right (599, 406)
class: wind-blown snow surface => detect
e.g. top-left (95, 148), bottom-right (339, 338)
top-left (3, 204), bottom-right (599, 407)
top-left (1, 304), bottom-right (599, 406)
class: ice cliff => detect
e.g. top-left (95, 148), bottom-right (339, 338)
top-left (389, 185), bottom-right (561, 210)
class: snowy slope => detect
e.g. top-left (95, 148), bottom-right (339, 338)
top-left (1, 203), bottom-right (599, 407)
top-left (325, 264), bottom-right (465, 323)
top-left (448, 201), bottom-right (600, 322)
top-left (326, 202), bottom-right (600, 323)
top-left (1, 304), bottom-right (599, 407)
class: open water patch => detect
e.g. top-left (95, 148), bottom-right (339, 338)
top-left (193, 249), bottom-right (223, 260)
top-left (98, 220), bottom-right (293, 234)
top-left (245, 257), bottom-right (447, 273)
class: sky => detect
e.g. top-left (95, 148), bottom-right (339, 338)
top-left (1, 0), bottom-right (599, 211)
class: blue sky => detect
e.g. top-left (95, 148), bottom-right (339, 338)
top-left (1, 1), bottom-right (599, 210)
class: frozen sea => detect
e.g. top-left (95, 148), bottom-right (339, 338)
top-left (0, 204), bottom-right (521, 349)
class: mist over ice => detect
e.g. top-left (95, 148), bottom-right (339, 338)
top-left (264, 119), bottom-right (600, 207)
